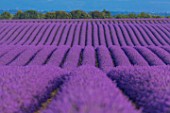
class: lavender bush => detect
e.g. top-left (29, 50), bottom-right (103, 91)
top-left (135, 46), bottom-right (165, 65)
top-left (147, 46), bottom-right (170, 64)
top-left (109, 46), bottom-right (131, 66)
top-left (96, 45), bottom-right (114, 72)
top-left (46, 45), bottom-right (69, 66)
top-left (122, 46), bottom-right (149, 66)
top-left (62, 45), bottom-right (82, 71)
top-left (0, 66), bottom-right (67, 113)
top-left (82, 46), bottom-right (96, 66)
top-left (41, 66), bottom-right (140, 113)
top-left (108, 66), bottom-right (170, 113)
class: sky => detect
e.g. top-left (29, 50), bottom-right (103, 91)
top-left (0, 0), bottom-right (170, 12)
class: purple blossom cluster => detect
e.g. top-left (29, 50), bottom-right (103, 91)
top-left (147, 46), bottom-right (170, 64)
top-left (109, 46), bottom-right (131, 66)
top-left (62, 45), bottom-right (82, 71)
top-left (122, 46), bottom-right (148, 66)
top-left (134, 46), bottom-right (165, 65)
top-left (41, 66), bottom-right (140, 113)
top-left (46, 45), bottom-right (69, 66)
top-left (96, 45), bottom-right (114, 72)
top-left (0, 66), bottom-right (67, 113)
top-left (108, 66), bottom-right (170, 113)
top-left (82, 46), bottom-right (96, 66)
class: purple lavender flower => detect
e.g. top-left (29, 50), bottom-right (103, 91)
top-left (0, 66), bottom-right (67, 113)
top-left (62, 45), bottom-right (82, 71)
top-left (41, 66), bottom-right (140, 113)
top-left (135, 46), bottom-right (165, 65)
top-left (109, 45), bottom-right (131, 66)
top-left (96, 45), bottom-right (114, 72)
top-left (108, 66), bottom-right (170, 113)
top-left (122, 46), bottom-right (149, 66)
top-left (82, 46), bottom-right (96, 66)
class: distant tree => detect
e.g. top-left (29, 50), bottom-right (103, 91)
top-left (152, 15), bottom-right (162, 18)
top-left (102, 9), bottom-right (112, 18)
top-left (89, 11), bottom-right (105, 19)
top-left (22, 10), bottom-right (40, 19)
top-left (70, 10), bottom-right (90, 19)
top-left (44, 12), bottom-right (56, 19)
top-left (127, 13), bottom-right (137, 18)
top-left (13, 10), bottom-right (24, 19)
top-left (138, 12), bottom-right (151, 18)
top-left (114, 14), bottom-right (128, 19)
top-left (0, 10), bottom-right (167, 19)
top-left (0, 12), bottom-right (12, 19)
top-left (39, 13), bottom-right (45, 19)
top-left (55, 11), bottom-right (71, 19)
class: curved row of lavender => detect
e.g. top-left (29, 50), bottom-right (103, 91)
top-left (40, 66), bottom-right (140, 113)
top-left (108, 66), bottom-right (170, 113)
top-left (0, 19), bottom-right (169, 47)
top-left (0, 66), bottom-right (67, 113)
top-left (0, 65), bottom-right (141, 113)
top-left (0, 45), bottom-right (170, 72)
top-left (0, 18), bottom-right (169, 23)
top-left (1, 65), bottom-right (170, 113)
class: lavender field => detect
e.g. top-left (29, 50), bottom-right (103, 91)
top-left (0, 19), bottom-right (170, 113)
top-left (0, 19), bottom-right (169, 46)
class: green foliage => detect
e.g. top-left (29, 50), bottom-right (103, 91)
top-left (44, 12), bottom-right (56, 19)
top-left (70, 10), bottom-right (90, 19)
top-left (0, 12), bottom-right (12, 19)
top-left (127, 13), bottom-right (137, 18)
top-left (113, 12), bottom-right (163, 19)
top-left (152, 15), bottom-right (162, 18)
top-left (39, 13), bottom-right (45, 19)
top-left (22, 10), bottom-right (41, 19)
top-left (89, 11), bottom-right (105, 19)
top-left (114, 14), bottom-right (128, 19)
top-left (13, 10), bottom-right (24, 19)
top-left (0, 10), bottom-right (168, 19)
top-left (55, 11), bottom-right (71, 19)
top-left (137, 12), bottom-right (151, 18)
top-left (114, 13), bottom-right (138, 18)
top-left (102, 9), bottom-right (112, 18)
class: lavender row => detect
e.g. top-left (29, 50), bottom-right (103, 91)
top-left (0, 66), bottom-right (67, 113)
top-left (0, 21), bottom-right (169, 47)
top-left (2, 65), bottom-right (170, 113)
top-left (108, 66), bottom-right (170, 113)
top-left (0, 45), bottom-right (170, 72)
top-left (40, 66), bottom-right (140, 113)
top-left (0, 18), bottom-right (169, 24)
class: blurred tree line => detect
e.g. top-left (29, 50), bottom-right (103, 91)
top-left (0, 10), bottom-right (168, 19)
